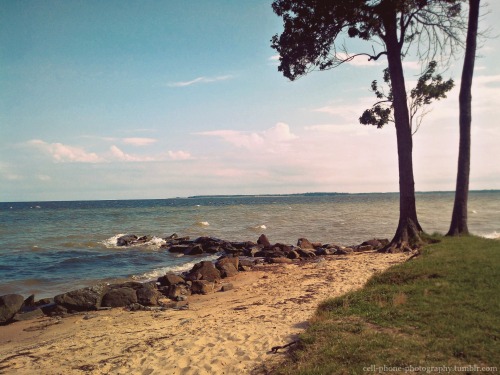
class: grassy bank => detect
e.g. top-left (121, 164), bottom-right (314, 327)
top-left (270, 236), bottom-right (500, 374)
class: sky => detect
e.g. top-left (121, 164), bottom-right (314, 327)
top-left (1, 0), bottom-right (500, 202)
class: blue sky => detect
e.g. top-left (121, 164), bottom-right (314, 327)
top-left (1, 0), bottom-right (500, 201)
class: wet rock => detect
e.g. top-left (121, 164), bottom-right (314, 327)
top-left (184, 244), bottom-right (204, 255)
top-left (185, 261), bottom-right (221, 282)
top-left (245, 246), bottom-right (262, 257)
top-left (191, 280), bottom-right (215, 295)
top-left (116, 235), bottom-right (149, 247)
top-left (0, 294), bottom-right (25, 324)
top-left (158, 273), bottom-right (185, 287)
top-left (54, 284), bottom-right (108, 311)
top-left (168, 245), bottom-right (192, 253)
top-left (101, 287), bottom-right (138, 308)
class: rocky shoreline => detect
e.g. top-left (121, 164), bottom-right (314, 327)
top-left (0, 233), bottom-right (390, 325)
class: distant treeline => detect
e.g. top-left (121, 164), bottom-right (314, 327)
top-left (187, 192), bottom-right (349, 199)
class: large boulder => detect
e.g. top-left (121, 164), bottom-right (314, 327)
top-left (257, 234), bottom-right (271, 247)
top-left (216, 257), bottom-right (239, 278)
top-left (0, 294), bottom-right (25, 324)
top-left (158, 273), bottom-right (185, 287)
top-left (54, 284), bottom-right (108, 311)
top-left (185, 261), bottom-right (221, 282)
top-left (136, 283), bottom-right (161, 306)
top-left (101, 287), bottom-right (138, 308)
top-left (297, 238), bottom-right (314, 250)
top-left (191, 280), bottom-right (215, 295)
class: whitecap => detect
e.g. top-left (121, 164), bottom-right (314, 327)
top-left (255, 224), bottom-right (267, 230)
top-left (132, 254), bottom-right (219, 281)
top-left (471, 210), bottom-right (478, 214)
top-left (197, 221), bottom-right (210, 226)
top-left (100, 233), bottom-right (127, 248)
top-left (483, 231), bottom-right (500, 240)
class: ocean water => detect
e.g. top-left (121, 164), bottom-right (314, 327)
top-left (0, 191), bottom-right (498, 299)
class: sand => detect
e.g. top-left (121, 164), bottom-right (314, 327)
top-left (0, 251), bottom-right (408, 375)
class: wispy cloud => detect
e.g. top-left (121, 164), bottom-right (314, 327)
top-left (168, 150), bottom-right (193, 161)
top-left (28, 140), bottom-right (103, 163)
top-left (122, 137), bottom-right (157, 146)
top-left (196, 122), bottom-right (298, 151)
top-left (168, 75), bottom-right (233, 88)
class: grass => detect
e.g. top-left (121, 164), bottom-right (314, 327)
top-left (269, 236), bottom-right (500, 375)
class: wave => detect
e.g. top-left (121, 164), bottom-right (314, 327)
top-left (131, 254), bottom-right (220, 281)
top-left (482, 231), bottom-right (500, 240)
top-left (100, 234), bottom-right (166, 249)
top-left (197, 221), bottom-right (210, 227)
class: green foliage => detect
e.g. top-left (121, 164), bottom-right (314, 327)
top-left (271, 236), bottom-right (500, 374)
top-left (359, 61), bottom-right (454, 131)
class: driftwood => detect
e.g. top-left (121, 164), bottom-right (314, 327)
top-left (270, 340), bottom-right (298, 353)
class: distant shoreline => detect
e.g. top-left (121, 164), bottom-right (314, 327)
top-left (2, 189), bottom-right (499, 204)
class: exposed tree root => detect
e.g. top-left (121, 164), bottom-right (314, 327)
top-left (379, 218), bottom-right (424, 253)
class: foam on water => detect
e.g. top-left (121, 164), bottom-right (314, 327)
top-left (483, 231), bottom-right (500, 240)
top-left (132, 254), bottom-right (220, 281)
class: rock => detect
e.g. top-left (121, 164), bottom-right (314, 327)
top-left (297, 249), bottom-right (316, 258)
top-left (287, 250), bottom-right (301, 259)
top-left (185, 261), bottom-right (221, 282)
top-left (297, 238), bottom-right (314, 250)
top-left (0, 294), bottom-right (25, 324)
top-left (268, 257), bottom-right (293, 264)
top-left (191, 280), bottom-right (215, 295)
top-left (158, 273), bottom-right (185, 287)
top-left (205, 246), bottom-right (220, 254)
top-left (23, 294), bottom-right (36, 308)
top-left (54, 284), bottom-right (108, 311)
top-left (12, 308), bottom-right (45, 322)
top-left (35, 298), bottom-right (52, 307)
top-left (315, 247), bottom-right (336, 256)
top-left (221, 283), bottom-right (234, 292)
top-left (101, 287), bottom-right (138, 308)
top-left (336, 247), bottom-right (353, 255)
top-left (216, 257), bottom-right (239, 278)
top-left (117, 234), bottom-right (138, 246)
top-left (356, 245), bottom-right (374, 252)
top-left (136, 284), bottom-right (161, 306)
top-left (184, 244), bottom-right (204, 255)
top-left (167, 284), bottom-right (191, 299)
top-left (168, 245), bottom-right (192, 253)
top-left (245, 246), bottom-right (262, 257)
top-left (257, 234), bottom-right (271, 247)
top-left (41, 303), bottom-right (68, 317)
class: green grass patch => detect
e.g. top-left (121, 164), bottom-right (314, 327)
top-left (270, 236), bottom-right (500, 375)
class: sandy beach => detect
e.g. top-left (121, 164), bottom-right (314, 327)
top-left (0, 251), bottom-right (408, 375)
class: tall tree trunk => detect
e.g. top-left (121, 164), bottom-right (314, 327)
top-left (381, 9), bottom-right (424, 252)
top-left (448, 0), bottom-right (480, 236)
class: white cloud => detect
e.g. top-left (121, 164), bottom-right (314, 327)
top-left (28, 140), bottom-right (102, 163)
top-left (109, 145), bottom-right (156, 162)
top-left (37, 174), bottom-right (51, 181)
top-left (168, 75), bottom-right (233, 88)
top-left (196, 122), bottom-right (298, 151)
top-left (122, 137), bottom-right (157, 146)
top-left (269, 55), bottom-right (280, 61)
top-left (168, 150), bottom-right (193, 160)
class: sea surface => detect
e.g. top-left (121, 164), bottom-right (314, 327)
top-left (1, 191), bottom-right (499, 299)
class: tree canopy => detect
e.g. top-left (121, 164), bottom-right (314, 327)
top-left (271, 0), bottom-right (465, 251)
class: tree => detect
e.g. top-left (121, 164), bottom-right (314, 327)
top-left (271, 0), bottom-right (464, 252)
top-left (447, 0), bottom-right (480, 236)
